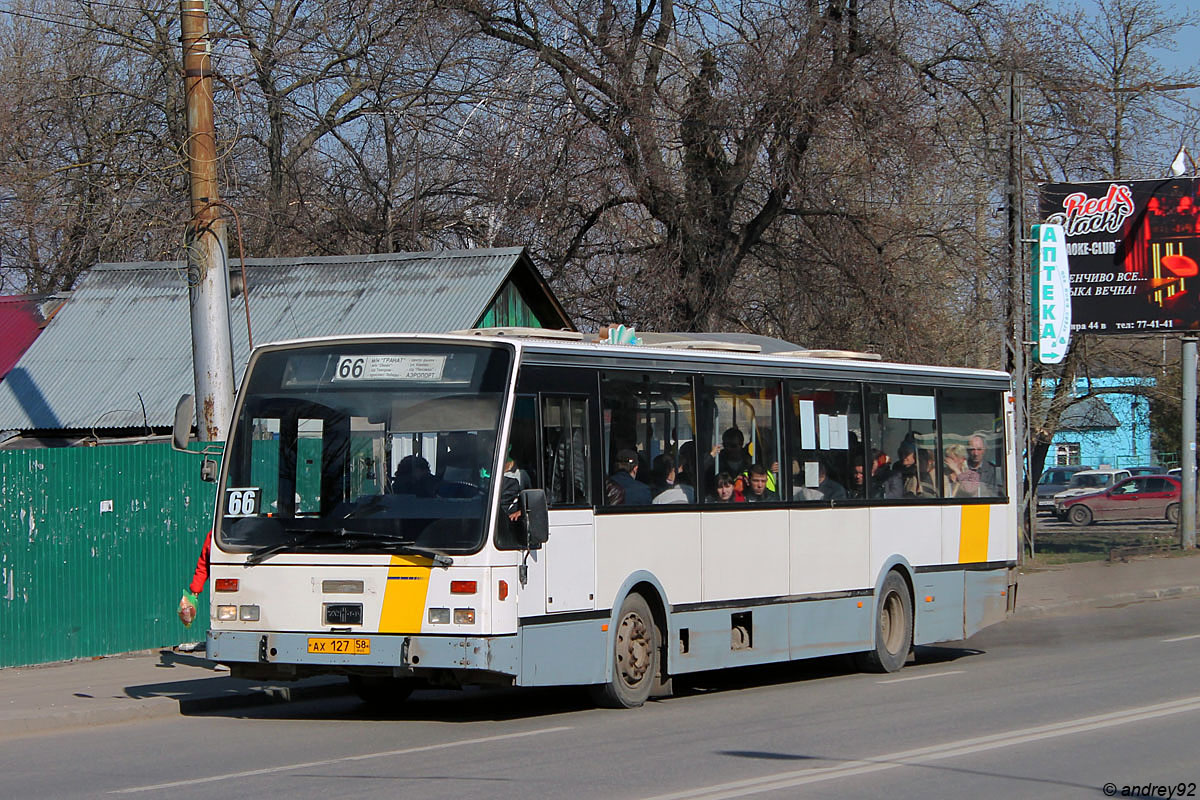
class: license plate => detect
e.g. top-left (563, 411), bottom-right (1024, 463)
top-left (307, 637), bottom-right (371, 655)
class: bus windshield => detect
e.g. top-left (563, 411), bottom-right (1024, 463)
top-left (217, 342), bottom-right (512, 556)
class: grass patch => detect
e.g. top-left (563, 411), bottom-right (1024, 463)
top-left (1024, 550), bottom-right (1113, 567)
top-left (1028, 519), bottom-right (1182, 566)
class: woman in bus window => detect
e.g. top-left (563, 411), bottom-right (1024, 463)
top-left (711, 471), bottom-right (743, 502)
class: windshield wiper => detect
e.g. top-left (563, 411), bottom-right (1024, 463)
top-left (244, 530), bottom-right (329, 566)
top-left (244, 528), bottom-right (456, 567)
top-left (335, 528), bottom-right (455, 567)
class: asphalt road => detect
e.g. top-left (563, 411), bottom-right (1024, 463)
top-left (7, 594), bottom-right (1200, 800)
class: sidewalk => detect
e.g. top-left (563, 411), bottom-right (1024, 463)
top-left (1015, 548), bottom-right (1200, 615)
top-left (3, 552), bottom-right (1200, 738)
top-left (0, 646), bottom-right (348, 739)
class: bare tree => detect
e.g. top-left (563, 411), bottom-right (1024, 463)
top-left (447, 0), bottom-right (922, 330)
top-left (0, 0), bottom-right (188, 292)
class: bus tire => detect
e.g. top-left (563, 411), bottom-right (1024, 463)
top-left (1068, 505), bottom-right (1093, 527)
top-left (855, 571), bottom-right (912, 674)
top-left (348, 675), bottom-right (415, 710)
top-left (590, 592), bottom-right (658, 708)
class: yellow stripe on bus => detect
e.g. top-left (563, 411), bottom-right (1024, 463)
top-left (959, 505), bottom-right (990, 563)
top-left (378, 555), bottom-right (433, 633)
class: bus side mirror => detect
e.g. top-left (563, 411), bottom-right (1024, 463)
top-left (172, 394), bottom-right (195, 451)
top-left (521, 489), bottom-right (549, 549)
top-left (173, 393), bottom-right (221, 482)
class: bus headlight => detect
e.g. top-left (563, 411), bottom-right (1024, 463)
top-left (217, 605), bottom-right (237, 621)
top-left (428, 608), bottom-right (450, 624)
top-left (453, 608), bottom-right (475, 625)
top-left (239, 605), bottom-right (260, 621)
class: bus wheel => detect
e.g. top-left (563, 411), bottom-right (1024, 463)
top-left (1068, 505), bottom-right (1093, 527)
top-left (855, 571), bottom-right (912, 674)
top-left (349, 675), bottom-right (415, 710)
top-left (591, 592), bottom-right (658, 708)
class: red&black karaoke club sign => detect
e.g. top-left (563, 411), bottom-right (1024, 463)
top-left (1039, 177), bottom-right (1200, 334)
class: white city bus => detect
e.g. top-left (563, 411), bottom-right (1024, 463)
top-left (194, 329), bottom-right (1017, 708)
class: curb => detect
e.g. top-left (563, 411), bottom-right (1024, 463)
top-left (1016, 584), bottom-right (1200, 617)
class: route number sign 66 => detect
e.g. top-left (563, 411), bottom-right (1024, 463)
top-left (225, 488), bottom-right (261, 517)
top-left (336, 357), bottom-right (366, 379)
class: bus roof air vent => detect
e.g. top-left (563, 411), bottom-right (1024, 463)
top-left (774, 349), bottom-right (883, 361)
top-left (642, 339), bottom-right (763, 353)
top-left (451, 327), bottom-right (586, 341)
top-left (635, 332), bottom-right (762, 353)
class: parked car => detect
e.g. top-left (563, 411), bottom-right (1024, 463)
top-left (1036, 465), bottom-right (1094, 514)
top-left (1059, 474), bottom-right (1182, 526)
top-left (1052, 468), bottom-right (1132, 519)
top-left (1125, 465), bottom-right (1168, 476)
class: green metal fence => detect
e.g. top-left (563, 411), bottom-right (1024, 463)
top-left (0, 443), bottom-right (215, 669)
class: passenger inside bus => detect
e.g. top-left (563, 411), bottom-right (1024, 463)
top-left (744, 464), bottom-right (778, 502)
top-left (884, 441), bottom-right (923, 499)
top-left (391, 455), bottom-right (439, 496)
top-left (958, 433), bottom-right (1001, 497)
top-left (499, 451), bottom-right (529, 521)
top-left (651, 454), bottom-right (693, 504)
top-left (943, 444), bottom-right (966, 496)
top-left (608, 449), bottom-right (652, 505)
top-left (818, 462), bottom-right (847, 500)
top-left (675, 441), bottom-right (699, 498)
top-left (848, 458), bottom-right (866, 498)
top-left (918, 449), bottom-right (938, 496)
top-left (711, 471), bottom-right (743, 502)
top-left (717, 427), bottom-right (750, 478)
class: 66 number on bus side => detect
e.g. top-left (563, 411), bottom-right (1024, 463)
top-left (226, 488), bottom-right (260, 517)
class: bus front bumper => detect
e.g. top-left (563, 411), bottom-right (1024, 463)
top-left (208, 630), bottom-right (520, 676)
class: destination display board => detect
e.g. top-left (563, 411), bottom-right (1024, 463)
top-left (1038, 177), bottom-right (1200, 334)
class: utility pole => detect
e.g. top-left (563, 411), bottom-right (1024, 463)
top-left (181, 0), bottom-right (235, 442)
top-left (1006, 68), bottom-right (1031, 556)
top-left (1182, 333), bottom-right (1197, 549)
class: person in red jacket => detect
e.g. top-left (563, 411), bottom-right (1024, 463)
top-left (178, 531), bottom-right (211, 627)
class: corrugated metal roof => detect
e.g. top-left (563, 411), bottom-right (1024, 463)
top-left (0, 248), bottom-right (561, 432)
top-left (0, 296), bottom-right (48, 380)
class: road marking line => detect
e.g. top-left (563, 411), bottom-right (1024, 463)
top-left (640, 695), bottom-right (1200, 800)
top-left (1163, 634), bottom-right (1200, 642)
top-left (877, 670), bottom-right (964, 684)
top-left (109, 726), bottom-right (573, 794)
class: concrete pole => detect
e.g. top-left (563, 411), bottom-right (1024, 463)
top-left (1182, 334), bottom-right (1197, 549)
top-left (181, 0), bottom-right (235, 442)
top-left (1006, 69), bottom-right (1031, 556)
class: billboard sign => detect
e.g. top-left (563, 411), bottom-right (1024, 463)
top-left (1039, 178), bottom-right (1200, 334)
top-left (1031, 223), bottom-right (1071, 363)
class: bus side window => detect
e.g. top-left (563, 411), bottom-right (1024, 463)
top-left (699, 376), bottom-right (782, 502)
top-left (866, 387), bottom-right (938, 501)
top-left (600, 372), bottom-right (696, 505)
top-left (787, 380), bottom-right (864, 501)
top-left (542, 396), bottom-right (590, 506)
top-left (496, 395), bottom-right (539, 549)
top-left (939, 389), bottom-right (1006, 499)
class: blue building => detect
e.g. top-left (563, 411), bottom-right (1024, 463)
top-left (1045, 377), bottom-right (1155, 469)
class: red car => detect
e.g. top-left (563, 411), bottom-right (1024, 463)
top-left (1061, 475), bottom-right (1181, 526)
